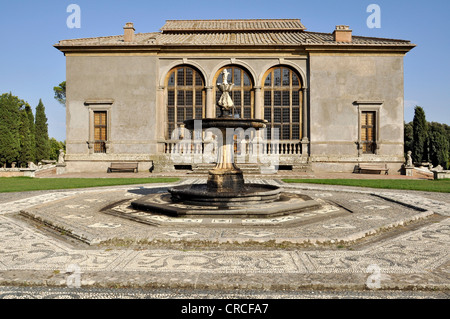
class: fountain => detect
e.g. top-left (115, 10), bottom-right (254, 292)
top-left (131, 69), bottom-right (319, 218)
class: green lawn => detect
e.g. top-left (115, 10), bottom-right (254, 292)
top-left (0, 177), bottom-right (179, 193)
top-left (282, 179), bottom-right (450, 193)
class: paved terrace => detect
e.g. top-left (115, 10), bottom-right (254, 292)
top-left (0, 171), bottom-right (448, 298)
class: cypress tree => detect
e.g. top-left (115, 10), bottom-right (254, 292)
top-left (0, 93), bottom-right (21, 166)
top-left (34, 99), bottom-right (50, 162)
top-left (18, 106), bottom-right (35, 166)
top-left (404, 121), bottom-right (413, 154)
top-left (429, 122), bottom-right (449, 169)
top-left (412, 106), bottom-right (428, 164)
top-left (25, 103), bottom-right (36, 162)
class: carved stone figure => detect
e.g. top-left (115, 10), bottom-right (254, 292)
top-left (28, 162), bottom-right (38, 169)
top-left (216, 69), bottom-right (235, 116)
top-left (406, 151), bottom-right (413, 167)
top-left (58, 149), bottom-right (65, 164)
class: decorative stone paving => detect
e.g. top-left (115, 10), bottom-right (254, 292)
top-left (0, 179), bottom-right (448, 291)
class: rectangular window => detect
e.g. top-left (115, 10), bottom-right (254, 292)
top-left (292, 91), bottom-right (299, 106)
top-left (185, 107), bottom-right (193, 120)
top-left (264, 107), bottom-right (271, 122)
top-left (273, 91), bottom-right (281, 106)
top-left (273, 108), bottom-right (281, 123)
top-left (292, 108), bottom-right (300, 122)
top-left (264, 91), bottom-right (271, 106)
top-left (195, 107), bottom-right (202, 119)
top-left (282, 108), bottom-right (290, 123)
top-left (185, 68), bottom-right (193, 86)
top-left (244, 91), bottom-right (251, 106)
top-left (177, 107), bottom-right (185, 123)
top-left (94, 111), bottom-right (107, 153)
top-left (292, 124), bottom-right (300, 140)
top-left (185, 91), bottom-right (193, 106)
top-left (282, 91), bottom-right (290, 106)
top-left (177, 90), bottom-right (185, 105)
top-left (168, 90), bottom-right (175, 106)
top-left (232, 91), bottom-right (241, 107)
top-left (168, 107), bottom-right (175, 123)
top-left (195, 90), bottom-right (202, 107)
top-left (361, 111), bottom-right (376, 154)
top-left (282, 125), bottom-right (290, 140)
top-left (244, 107), bottom-right (251, 118)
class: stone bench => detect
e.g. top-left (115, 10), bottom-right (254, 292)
top-left (357, 163), bottom-right (389, 175)
top-left (107, 162), bottom-right (139, 173)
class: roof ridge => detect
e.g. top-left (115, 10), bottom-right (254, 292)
top-left (164, 18), bottom-right (302, 22)
top-left (160, 19), bottom-right (306, 32)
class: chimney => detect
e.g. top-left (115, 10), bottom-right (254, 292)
top-left (333, 25), bottom-right (352, 43)
top-left (123, 22), bottom-right (135, 42)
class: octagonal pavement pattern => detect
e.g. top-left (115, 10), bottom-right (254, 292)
top-left (0, 178), bottom-right (448, 291)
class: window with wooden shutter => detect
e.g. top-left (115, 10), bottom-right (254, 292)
top-left (94, 111), bottom-right (107, 153)
top-left (361, 111), bottom-right (376, 154)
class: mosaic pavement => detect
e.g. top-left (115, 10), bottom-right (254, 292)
top-left (0, 179), bottom-right (448, 291)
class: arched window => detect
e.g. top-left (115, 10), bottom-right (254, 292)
top-left (166, 65), bottom-right (205, 138)
top-left (263, 66), bottom-right (302, 140)
top-left (214, 66), bottom-right (254, 118)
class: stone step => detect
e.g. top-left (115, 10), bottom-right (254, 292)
top-left (189, 163), bottom-right (311, 174)
top-left (190, 163), bottom-right (261, 174)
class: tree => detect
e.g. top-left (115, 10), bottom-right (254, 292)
top-left (404, 121), bottom-right (413, 154)
top-left (18, 105), bottom-right (35, 166)
top-left (412, 106), bottom-right (428, 163)
top-left (0, 93), bottom-right (21, 166)
top-left (49, 138), bottom-right (65, 161)
top-left (428, 122), bottom-right (449, 169)
top-left (25, 103), bottom-right (36, 162)
top-left (35, 99), bottom-right (50, 162)
top-left (53, 81), bottom-right (66, 106)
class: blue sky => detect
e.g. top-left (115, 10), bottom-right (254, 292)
top-left (0, 0), bottom-right (449, 141)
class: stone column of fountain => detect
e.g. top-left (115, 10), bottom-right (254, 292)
top-left (205, 69), bottom-right (245, 192)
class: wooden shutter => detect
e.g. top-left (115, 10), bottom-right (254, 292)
top-left (361, 111), bottom-right (376, 154)
top-left (94, 111), bottom-right (107, 153)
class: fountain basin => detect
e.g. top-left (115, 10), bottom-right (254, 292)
top-left (131, 190), bottom-right (320, 218)
top-left (184, 118), bottom-right (267, 130)
top-left (168, 183), bottom-right (281, 207)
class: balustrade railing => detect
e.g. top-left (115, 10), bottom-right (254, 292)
top-left (164, 139), bottom-right (302, 156)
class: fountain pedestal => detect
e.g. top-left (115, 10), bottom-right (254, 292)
top-left (207, 169), bottom-right (244, 192)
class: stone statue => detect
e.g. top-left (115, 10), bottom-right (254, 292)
top-left (58, 149), bottom-right (65, 164)
top-left (216, 69), bottom-right (234, 117)
top-left (28, 162), bottom-right (37, 169)
top-left (406, 151), bottom-right (413, 167)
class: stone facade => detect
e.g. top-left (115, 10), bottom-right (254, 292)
top-left (54, 19), bottom-right (415, 174)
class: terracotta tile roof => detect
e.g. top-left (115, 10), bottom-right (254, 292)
top-left (54, 19), bottom-right (415, 49)
top-left (160, 19), bottom-right (306, 32)
top-left (56, 31), bottom-right (414, 47)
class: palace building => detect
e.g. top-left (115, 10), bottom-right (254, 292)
top-left (54, 19), bottom-right (415, 173)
